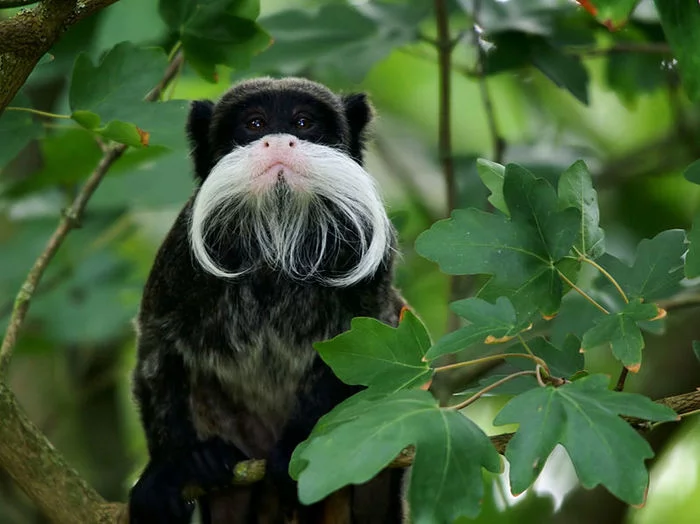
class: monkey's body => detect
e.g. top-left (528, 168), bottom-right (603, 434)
top-left (129, 78), bottom-right (406, 523)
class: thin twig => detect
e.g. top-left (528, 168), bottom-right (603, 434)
top-left (470, 0), bottom-right (505, 164)
top-left (569, 42), bottom-right (672, 57)
top-left (433, 352), bottom-right (548, 374)
top-left (657, 293), bottom-right (700, 313)
top-left (557, 269), bottom-right (610, 314)
top-left (434, 0), bottom-right (455, 215)
top-left (450, 370), bottom-right (539, 411)
top-left (0, 51), bottom-right (184, 379)
top-left (574, 248), bottom-right (629, 303)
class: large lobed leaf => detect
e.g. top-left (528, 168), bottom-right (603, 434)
top-left (416, 163), bottom-right (582, 317)
top-left (685, 211), bottom-right (700, 278)
top-left (249, 1), bottom-right (431, 83)
top-left (314, 310), bottom-right (432, 393)
top-left (292, 389), bottom-right (502, 523)
top-left (69, 42), bottom-right (188, 149)
top-left (495, 374), bottom-right (678, 505)
top-left (598, 230), bottom-right (686, 301)
top-left (159, 0), bottom-right (271, 80)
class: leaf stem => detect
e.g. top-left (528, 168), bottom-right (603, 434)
top-left (5, 106), bottom-right (70, 119)
top-left (557, 269), bottom-right (610, 314)
top-left (575, 248), bottom-right (628, 304)
top-left (433, 352), bottom-right (548, 373)
top-left (167, 40), bottom-right (183, 63)
top-left (614, 367), bottom-right (629, 392)
top-left (449, 370), bottom-right (538, 411)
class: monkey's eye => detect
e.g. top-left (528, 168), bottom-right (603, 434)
top-left (294, 116), bottom-right (313, 129)
top-left (246, 117), bottom-right (265, 131)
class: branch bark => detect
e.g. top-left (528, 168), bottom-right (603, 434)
top-left (0, 0), bottom-right (40, 8)
top-left (0, 0), bottom-right (122, 113)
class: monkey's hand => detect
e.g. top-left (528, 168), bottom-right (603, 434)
top-left (183, 437), bottom-right (243, 491)
top-left (129, 461), bottom-right (195, 524)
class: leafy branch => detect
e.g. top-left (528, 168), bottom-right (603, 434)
top-left (0, 50), bottom-right (183, 523)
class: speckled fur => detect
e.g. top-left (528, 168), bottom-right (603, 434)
top-left (131, 78), bottom-right (405, 523)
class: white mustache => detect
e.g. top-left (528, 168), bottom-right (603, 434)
top-left (189, 135), bottom-right (392, 287)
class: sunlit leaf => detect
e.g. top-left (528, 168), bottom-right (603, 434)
top-left (495, 374), bottom-right (677, 504)
top-left (557, 160), bottom-right (605, 258)
top-left (314, 310), bottom-right (432, 392)
top-left (476, 159), bottom-right (508, 215)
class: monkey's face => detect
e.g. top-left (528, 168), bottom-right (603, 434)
top-left (186, 78), bottom-right (392, 287)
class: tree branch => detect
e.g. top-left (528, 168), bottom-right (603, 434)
top-left (470, 0), bottom-right (505, 165)
top-left (0, 0), bottom-right (122, 113)
top-left (0, 0), bottom-right (40, 8)
top-left (0, 51), bottom-right (183, 379)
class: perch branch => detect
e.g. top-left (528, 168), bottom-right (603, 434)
top-left (0, 0), bottom-right (122, 113)
top-left (0, 0), bottom-right (40, 8)
top-left (0, 51), bottom-right (183, 379)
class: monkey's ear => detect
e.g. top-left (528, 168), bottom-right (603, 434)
top-left (187, 100), bottom-right (215, 181)
top-left (343, 93), bottom-right (373, 164)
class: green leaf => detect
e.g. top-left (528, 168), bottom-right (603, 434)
top-left (686, 212), bottom-right (700, 278)
top-left (581, 299), bottom-right (659, 371)
top-left (159, 0), bottom-right (271, 80)
top-left (314, 311), bottom-right (432, 392)
top-left (495, 374), bottom-right (677, 504)
top-left (655, 0), bottom-right (700, 101)
top-left (599, 230), bottom-right (686, 301)
top-left (69, 42), bottom-right (188, 149)
top-left (417, 164), bottom-right (581, 317)
top-left (0, 94), bottom-right (43, 171)
top-left (530, 39), bottom-right (589, 104)
top-left (683, 159), bottom-right (700, 185)
top-left (557, 160), bottom-right (605, 258)
top-left (504, 164), bottom-right (581, 260)
top-left (428, 297), bottom-right (530, 359)
top-left (578, 0), bottom-right (641, 30)
top-left (293, 389), bottom-right (502, 522)
top-left (476, 159), bottom-right (508, 215)
top-left (3, 128), bottom-right (102, 197)
top-left (511, 335), bottom-right (585, 379)
top-left (250, 1), bottom-right (430, 83)
top-left (693, 341), bottom-right (700, 363)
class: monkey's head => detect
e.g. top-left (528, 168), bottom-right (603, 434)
top-left (187, 77), bottom-right (393, 287)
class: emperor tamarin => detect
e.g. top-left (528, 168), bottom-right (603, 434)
top-left (128, 77), bottom-right (406, 523)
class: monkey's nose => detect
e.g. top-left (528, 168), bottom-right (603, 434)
top-left (263, 135), bottom-right (298, 149)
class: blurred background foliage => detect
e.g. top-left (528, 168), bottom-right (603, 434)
top-left (1, 0), bottom-right (699, 523)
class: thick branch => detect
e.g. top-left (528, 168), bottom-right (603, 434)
top-left (0, 0), bottom-right (40, 8)
top-left (0, 0), bottom-right (121, 112)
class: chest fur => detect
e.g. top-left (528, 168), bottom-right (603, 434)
top-left (183, 282), bottom-right (349, 456)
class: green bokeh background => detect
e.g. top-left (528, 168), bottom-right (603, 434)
top-left (1, 1), bottom-right (699, 523)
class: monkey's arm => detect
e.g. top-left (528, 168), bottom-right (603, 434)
top-left (129, 334), bottom-right (242, 523)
